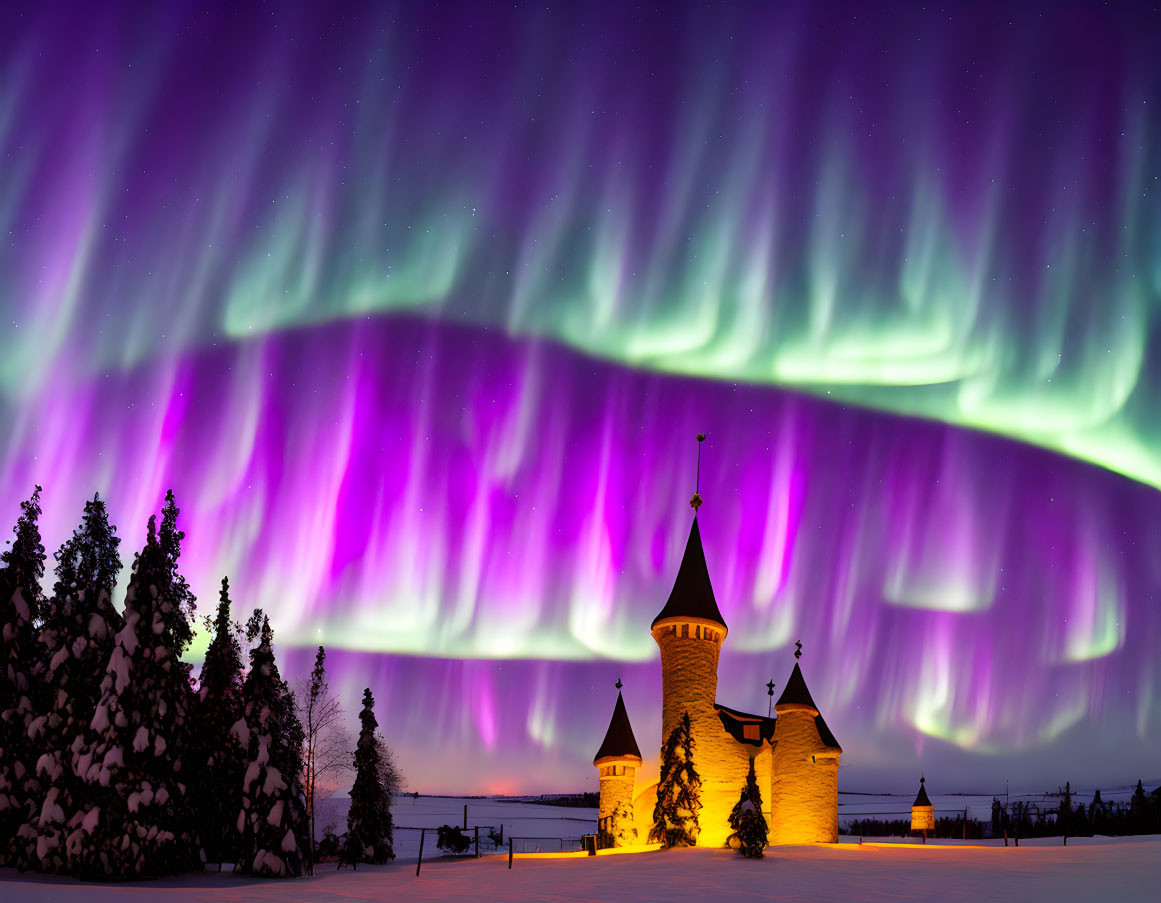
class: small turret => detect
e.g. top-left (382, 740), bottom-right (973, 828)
top-left (769, 646), bottom-right (842, 844)
top-left (594, 683), bottom-right (642, 848)
top-left (911, 776), bottom-right (934, 839)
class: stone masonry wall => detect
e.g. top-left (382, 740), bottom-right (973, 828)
top-left (598, 764), bottom-right (637, 846)
top-left (656, 627), bottom-right (757, 847)
top-left (770, 710), bottom-right (839, 843)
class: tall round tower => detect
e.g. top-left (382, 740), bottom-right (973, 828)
top-left (593, 684), bottom-right (643, 848)
top-left (652, 515), bottom-right (742, 845)
top-left (769, 653), bottom-right (842, 844)
top-left (652, 517), bottom-right (728, 746)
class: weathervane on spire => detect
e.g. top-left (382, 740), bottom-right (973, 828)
top-left (615, 678), bottom-right (623, 690)
top-left (767, 677), bottom-right (776, 717)
top-left (690, 433), bottom-right (706, 513)
top-left (794, 640), bottom-right (803, 661)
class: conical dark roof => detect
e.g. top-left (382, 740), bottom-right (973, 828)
top-left (913, 778), bottom-right (932, 808)
top-left (651, 518), bottom-right (726, 629)
top-left (593, 692), bottom-right (642, 764)
top-left (814, 713), bottom-right (842, 752)
top-left (774, 662), bottom-right (819, 712)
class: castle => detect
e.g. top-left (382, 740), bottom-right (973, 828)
top-left (594, 512), bottom-right (842, 847)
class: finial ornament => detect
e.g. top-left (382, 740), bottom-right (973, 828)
top-left (794, 640), bottom-right (803, 660)
top-left (615, 678), bottom-right (623, 690)
top-left (690, 433), bottom-right (707, 512)
top-left (920, 775), bottom-right (925, 785)
top-left (766, 678), bottom-right (776, 696)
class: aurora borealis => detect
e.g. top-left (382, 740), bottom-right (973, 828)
top-left (1, 1), bottom-right (1158, 793)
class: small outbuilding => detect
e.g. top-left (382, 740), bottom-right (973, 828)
top-left (911, 776), bottom-right (935, 837)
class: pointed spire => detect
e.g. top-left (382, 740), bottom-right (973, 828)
top-left (913, 776), bottom-right (932, 808)
top-left (594, 689), bottom-right (642, 764)
top-left (774, 661), bottom-right (819, 714)
top-left (651, 517), bottom-right (726, 629)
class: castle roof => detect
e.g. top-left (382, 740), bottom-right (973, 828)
top-left (814, 712), bottom-right (842, 752)
top-left (651, 518), bottom-right (726, 630)
top-left (715, 703), bottom-right (776, 747)
top-left (913, 778), bottom-right (932, 808)
top-left (593, 691), bottom-right (642, 764)
top-left (774, 662), bottom-right (819, 713)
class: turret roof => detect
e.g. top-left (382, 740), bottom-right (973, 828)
top-left (913, 778), bottom-right (932, 808)
top-left (814, 712), bottom-right (842, 752)
top-left (651, 518), bottom-right (726, 629)
top-left (593, 691), bottom-right (642, 764)
top-left (774, 662), bottom-right (819, 712)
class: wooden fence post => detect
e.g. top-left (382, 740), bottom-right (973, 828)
top-left (475, 826), bottom-right (480, 858)
top-left (416, 828), bottom-right (425, 876)
top-left (508, 837), bottom-right (514, 869)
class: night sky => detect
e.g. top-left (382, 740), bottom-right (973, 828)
top-left (1, 1), bottom-right (1158, 794)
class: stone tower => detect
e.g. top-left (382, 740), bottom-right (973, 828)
top-left (651, 517), bottom-right (743, 846)
top-left (911, 776), bottom-right (934, 835)
top-left (593, 686), bottom-right (643, 847)
top-left (769, 659), bottom-right (842, 843)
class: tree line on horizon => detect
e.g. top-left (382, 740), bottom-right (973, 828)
top-left (0, 487), bottom-right (398, 880)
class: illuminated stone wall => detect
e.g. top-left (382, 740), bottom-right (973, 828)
top-left (769, 710), bottom-right (840, 844)
top-left (911, 805), bottom-right (935, 831)
top-left (597, 759), bottom-right (638, 846)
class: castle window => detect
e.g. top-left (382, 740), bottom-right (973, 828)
top-left (695, 625), bottom-right (701, 639)
top-left (681, 624), bottom-right (689, 638)
top-left (743, 724), bottom-right (760, 741)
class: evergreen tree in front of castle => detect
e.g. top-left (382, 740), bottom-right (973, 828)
top-left (726, 758), bottom-right (767, 858)
top-left (69, 511), bottom-right (201, 878)
top-left (20, 493), bottom-right (123, 872)
top-left (649, 712), bottom-right (701, 848)
top-left (193, 577), bottom-right (246, 868)
top-left (233, 614), bottom-right (306, 877)
top-left (0, 487), bottom-right (46, 866)
top-left (602, 802), bottom-right (637, 849)
top-left (344, 688), bottom-right (395, 864)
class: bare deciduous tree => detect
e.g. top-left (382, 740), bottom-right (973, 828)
top-left (296, 646), bottom-right (350, 875)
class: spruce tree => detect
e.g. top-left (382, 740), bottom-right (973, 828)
top-left (69, 514), bottom-right (201, 878)
top-left (726, 758), bottom-right (768, 858)
top-left (20, 494), bottom-right (123, 872)
top-left (1130, 780), bottom-right (1149, 833)
top-left (345, 688), bottom-right (394, 864)
top-left (1090, 789), bottom-right (1105, 834)
top-left (194, 577), bottom-right (246, 868)
top-left (649, 712), bottom-right (701, 848)
top-left (234, 615), bottom-right (306, 877)
top-left (0, 486), bottom-right (47, 866)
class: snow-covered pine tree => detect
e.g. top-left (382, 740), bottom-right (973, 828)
top-left (158, 491), bottom-right (196, 654)
top-left (344, 688), bottom-right (394, 864)
top-left (233, 615), bottom-right (306, 877)
top-left (726, 757), bottom-right (768, 858)
top-left (606, 802), bottom-right (637, 848)
top-left (193, 577), bottom-right (246, 869)
top-left (69, 513), bottom-right (201, 879)
top-left (20, 493), bottom-right (123, 873)
top-left (649, 712), bottom-right (701, 848)
top-left (0, 487), bottom-right (47, 867)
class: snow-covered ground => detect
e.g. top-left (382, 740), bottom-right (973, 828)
top-left (3, 836), bottom-right (1156, 901)
top-left (2, 796), bottom-right (1156, 901)
top-left (314, 794), bottom-right (599, 856)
